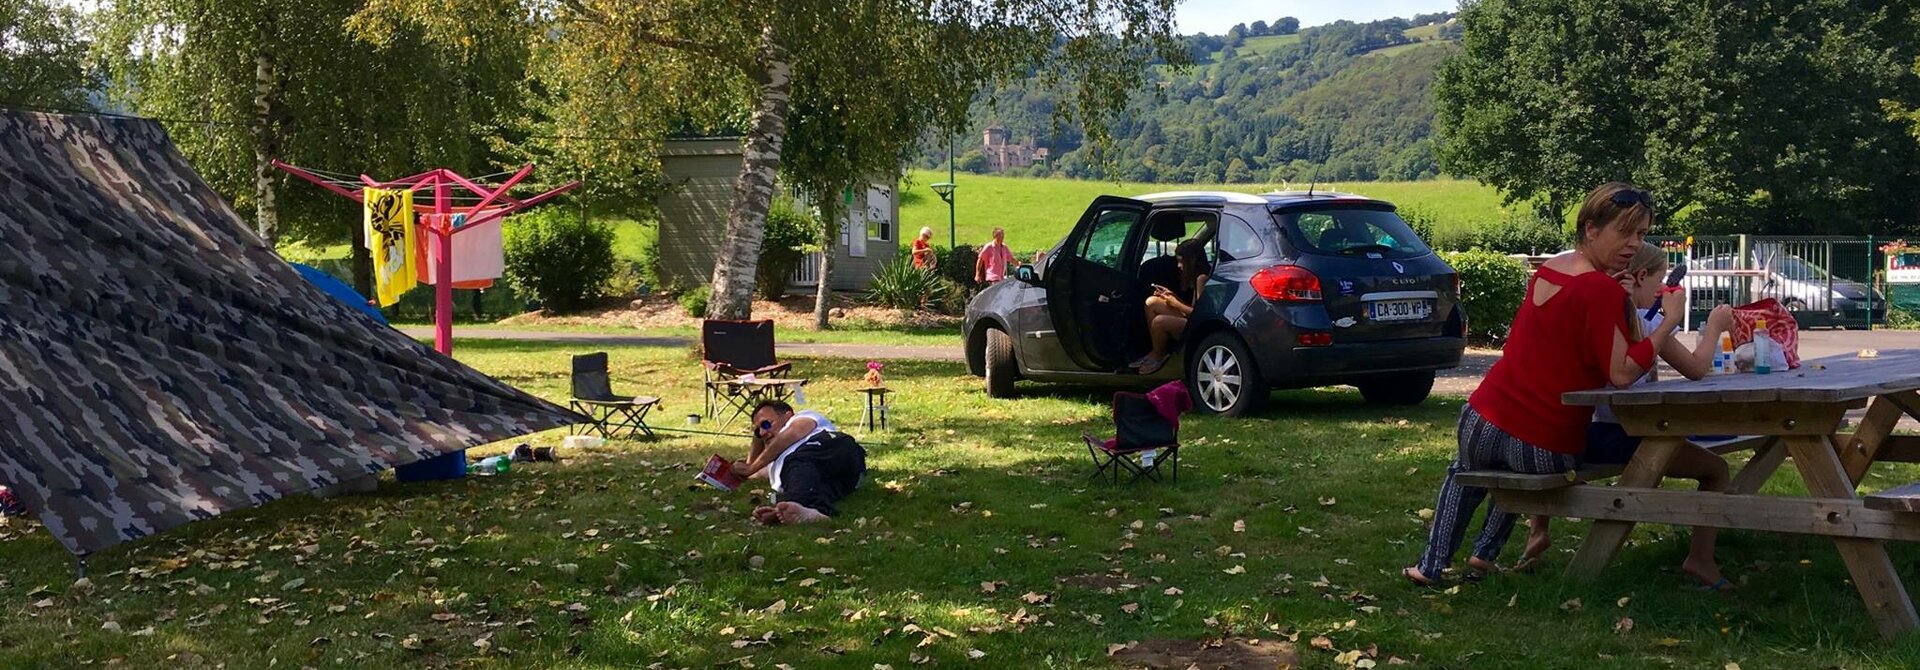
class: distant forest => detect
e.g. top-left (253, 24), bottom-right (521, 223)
top-left (916, 12), bottom-right (1461, 183)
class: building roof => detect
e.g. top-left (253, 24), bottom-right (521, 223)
top-left (0, 110), bottom-right (582, 556)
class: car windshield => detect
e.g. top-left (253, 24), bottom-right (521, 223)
top-left (1275, 206), bottom-right (1430, 259)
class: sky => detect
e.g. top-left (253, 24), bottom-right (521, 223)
top-left (1173, 0), bottom-right (1460, 35)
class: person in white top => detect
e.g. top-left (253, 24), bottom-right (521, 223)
top-left (732, 400), bottom-right (866, 524)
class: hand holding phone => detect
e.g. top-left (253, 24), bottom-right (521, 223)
top-left (1646, 265), bottom-right (1688, 319)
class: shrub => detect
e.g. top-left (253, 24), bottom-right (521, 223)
top-left (1399, 206), bottom-right (1471, 252)
top-left (679, 286), bottom-right (711, 318)
top-left (757, 199), bottom-right (821, 300)
top-left (869, 255), bottom-right (966, 313)
top-left (937, 244), bottom-right (978, 286)
top-left (1442, 249), bottom-right (1530, 343)
top-left (503, 210), bottom-right (617, 313)
top-left (1473, 214), bottom-right (1566, 255)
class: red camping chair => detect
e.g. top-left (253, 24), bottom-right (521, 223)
top-left (1084, 381), bottom-right (1191, 484)
top-left (702, 319), bottom-right (793, 419)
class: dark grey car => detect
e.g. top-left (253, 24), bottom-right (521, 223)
top-left (962, 191), bottom-right (1467, 416)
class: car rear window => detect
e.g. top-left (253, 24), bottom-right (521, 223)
top-left (1273, 206), bottom-right (1431, 260)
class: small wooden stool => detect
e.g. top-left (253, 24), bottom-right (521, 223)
top-left (859, 387), bottom-right (893, 431)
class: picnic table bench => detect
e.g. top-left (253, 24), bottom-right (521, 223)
top-left (1469, 350), bottom-right (1920, 639)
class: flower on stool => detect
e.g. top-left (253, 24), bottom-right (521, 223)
top-left (864, 361), bottom-right (884, 387)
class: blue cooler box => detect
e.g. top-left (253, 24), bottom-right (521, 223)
top-left (395, 450), bottom-right (468, 481)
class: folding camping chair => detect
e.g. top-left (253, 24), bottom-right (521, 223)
top-left (1084, 388), bottom-right (1184, 484)
top-left (701, 319), bottom-right (793, 421)
top-left (569, 352), bottom-right (660, 439)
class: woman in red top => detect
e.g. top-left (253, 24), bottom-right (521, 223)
top-left (1405, 182), bottom-right (1684, 586)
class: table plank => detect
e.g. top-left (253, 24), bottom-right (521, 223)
top-left (1487, 486), bottom-right (1920, 543)
top-left (1566, 350), bottom-right (1920, 407)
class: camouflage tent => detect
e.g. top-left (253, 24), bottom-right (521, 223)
top-left (0, 110), bottom-right (584, 556)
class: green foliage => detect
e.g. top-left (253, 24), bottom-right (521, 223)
top-left (0, 0), bottom-right (93, 108)
top-left (868, 256), bottom-right (965, 314)
top-left (679, 286), bottom-right (711, 318)
top-left (927, 13), bottom-right (1458, 182)
top-left (756, 199), bottom-right (820, 300)
top-left (1885, 306), bottom-right (1920, 331)
top-left (1471, 214), bottom-right (1566, 255)
top-left (1443, 249), bottom-right (1530, 342)
top-left (502, 210), bottom-right (618, 313)
top-left (936, 244), bottom-right (979, 287)
top-left (1435, 0), bottom-right (1920, 236)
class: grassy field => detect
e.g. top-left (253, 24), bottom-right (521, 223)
top-left (899, 170), bottom-right (1520, 254)
top-left (1364, 41), bottom-right (1452, 59)
top-left (4, 342), bottom-right (1919, 668)
top-left (1236, 33), bottom-right (1303, 57)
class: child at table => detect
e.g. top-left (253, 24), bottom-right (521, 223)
top-left (1516, 242), bottom-right (1739, 590)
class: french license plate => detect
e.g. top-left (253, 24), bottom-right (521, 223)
top-left (1367, 299), bottom-right (1431, 322)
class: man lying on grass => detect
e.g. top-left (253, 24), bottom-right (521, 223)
top-left (732, 400), bottom-right (867, 525)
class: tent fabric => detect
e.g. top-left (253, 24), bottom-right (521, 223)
top-left (0, 110), bottom-right (585, 556)
top-left (290, 263), bottom-right (387, 324)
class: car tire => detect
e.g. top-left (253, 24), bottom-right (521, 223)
top-left (984, 328), bottom-right (1017, 398)
top-left (1357, 371), bottom-right (1435, 406)
top-left (1189, 332), bottom-right (1268, 417)
top-left (1784, 298), bottom-right (1807, 311)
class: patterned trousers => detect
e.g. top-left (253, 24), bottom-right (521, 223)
top-left (1417, 405), bottom-right (1578, 576)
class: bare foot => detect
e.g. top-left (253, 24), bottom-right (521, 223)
top-left (774, 501), bottom-right (830, 524)
top-left (1522, 527), bottom-right (1551, 562)
top-left (752, 506), bottom-right (782, 525)
top-left (1402, 566), bottom-right (1437, 587)
top-left (1467, 556), bottom-right (1499, 574)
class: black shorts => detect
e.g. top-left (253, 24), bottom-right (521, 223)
top-left (776, 432), bottom-right (866, 517)
top-left (1584, 422), bottom-right (1640, 466)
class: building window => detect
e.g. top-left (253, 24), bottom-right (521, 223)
top-left (865, 186), bottom-right (893, 242)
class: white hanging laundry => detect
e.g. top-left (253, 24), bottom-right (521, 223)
top-left (420, 212), bottom-right (506, 283)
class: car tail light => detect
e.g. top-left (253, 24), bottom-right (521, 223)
top-left (1296, 331), bottom-right (1333, 347)
top-left (1453, 273), bottom-right (1462, 298)
top-left (1251, 266), bottom-right (1323, 302)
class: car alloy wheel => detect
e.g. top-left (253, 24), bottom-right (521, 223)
top-left (1197, 343), bottom-right (1244, 413)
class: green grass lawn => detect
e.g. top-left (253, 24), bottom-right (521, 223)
top-left (5, 343), bottom-right (1920, 668)
top-left (1237, 33), bottom-right (1303, 58)
top-left (1363, 41), bottom-right (1452, 59)
top-left (900, 170), bottom-right (1521, 254)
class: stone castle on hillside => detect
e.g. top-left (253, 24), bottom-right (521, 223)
top-left (981, 125), bottom-right (1048, 172)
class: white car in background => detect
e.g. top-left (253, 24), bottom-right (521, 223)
top-left (1684, 247), bottom-right (1884, 327)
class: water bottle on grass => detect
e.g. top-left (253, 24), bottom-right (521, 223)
top-left (474, 456), bottom-right (511, 475)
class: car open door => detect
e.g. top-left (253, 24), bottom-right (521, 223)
top-left (1047, 196), bottom-right (1148, 371)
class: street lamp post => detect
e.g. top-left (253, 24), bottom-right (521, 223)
top-left (931, 181), bottom-right (956, 253)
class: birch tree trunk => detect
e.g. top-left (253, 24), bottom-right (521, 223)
top-left (812, 182), bottom-right (844, 330)
top-left (706, 26), bottom-right (791, 320)
top-left (250, 16), bottom-right (280, 245)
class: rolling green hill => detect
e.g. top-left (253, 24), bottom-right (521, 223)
top-left (896, 169), bottom-right (1516, 254)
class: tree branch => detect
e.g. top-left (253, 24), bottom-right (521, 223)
top-left (559, 0), bottom-right (747, 70)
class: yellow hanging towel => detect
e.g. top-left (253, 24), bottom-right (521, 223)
top-left (363, 188), bottom-right (417, 306)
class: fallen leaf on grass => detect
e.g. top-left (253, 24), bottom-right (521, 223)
top-left (1164, 587), bottom-right (1183, 596)
top-left (979, 582), bottom-right (998, 594)
top-left (1310, 636), bottom-right (1334, 651)
top-left (1020, 592), bottom-right (1049, 604)
top-left (1106, 642), bottom-right (1135, 656)
top-left (1223, 565), bottom-right (1246, 575)
top-left (1120, 603), bottom-right (1139, 614)
top-left (1233, 519), bottom-right (1246, 533)
top-left (967, 649), bottom-right (986, 660)
top-left (1617, 597), bottom-right (1631, 608)
top-left (1654, 638), bottom-right (1682, 648)
top-left (431, 612), bottom-right (457, 622)
top-left (1726, 663), bottom-right (1742, 670)
top-left (1416, 508), bottom-right (1434, 521)
top-left (1334, 650), bottom-right (1362, 665)
top-left (1614, 618), bottom-right (1634, 634)
top-left (1319, 497), bottom-right (1337, 507)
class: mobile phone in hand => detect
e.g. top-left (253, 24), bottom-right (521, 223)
top-left (1646, 265), bottom-right (1688, 319)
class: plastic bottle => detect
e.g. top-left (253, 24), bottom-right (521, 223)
top-left (1713, 333), bottom-right (1732, 375)
top-left (474, 455), bottom-right (510, 475)
top-left (1753, 318), bottom-right (1774, 375)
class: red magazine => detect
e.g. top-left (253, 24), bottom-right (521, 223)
top-left (697, 455), bottom-right (744, 492)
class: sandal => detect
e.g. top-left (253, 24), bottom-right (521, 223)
top-left (1135, 356), bottom-right (1168, 375)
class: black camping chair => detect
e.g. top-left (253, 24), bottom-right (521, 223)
top-left (569, 352), bottom-right (660, 439)
top-left (1083, 391), bottom-right (1181, 484)
top-left (702, 319), bottom-right (793, 419)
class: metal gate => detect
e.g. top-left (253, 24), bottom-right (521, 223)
top-left (1651, 235), bottom-right (1882, 329)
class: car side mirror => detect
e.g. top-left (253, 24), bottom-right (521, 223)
top-left (1015, 264), bottom-right (1041, 285)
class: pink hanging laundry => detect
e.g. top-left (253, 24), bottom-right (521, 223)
top-left (418, 212), bottom-right (506, 288)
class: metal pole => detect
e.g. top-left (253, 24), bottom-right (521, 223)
top-left (433, 172), bottom-right (455, 356)
top-left (947, 133), bottom-right (956, 248)
top-left (1867, 235), bottom-right (1876, 330)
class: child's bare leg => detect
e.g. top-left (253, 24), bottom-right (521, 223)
top-left (753, 506), bottom-right (782, 525)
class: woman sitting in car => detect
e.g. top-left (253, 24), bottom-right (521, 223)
top-left (1130, 238), bottom-right (1211, 375)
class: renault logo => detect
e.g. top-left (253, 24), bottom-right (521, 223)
top-left (1392, 262), bottom-right (1405, 274)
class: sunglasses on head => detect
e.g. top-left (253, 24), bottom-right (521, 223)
top-left (1610, 188), bottom-right (1656, 211)
top-left (758, 419), bottom-right (775, 434)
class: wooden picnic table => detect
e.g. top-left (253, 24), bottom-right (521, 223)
top-left (1493, 350), bottom-right (1920, 639)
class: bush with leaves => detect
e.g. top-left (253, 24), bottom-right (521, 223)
top-left (1442, 249), bottom-right (1530, 342)
top-left (1473, 214), bottom-right (1567, 255)
top-left (1399, 206), bottom-right (1469, 252)
top-left (869, 255), bottom-right (966, 313)
top-left (502, 210), bottom-right (617, 313)
top-left (937, 244), bottom-right (979, 286)
top-left (757, 199), bottom-right (821, 300)
top-left (679, 286), bottom-right (711, 318)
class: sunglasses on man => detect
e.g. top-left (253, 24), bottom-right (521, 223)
top-left (1610, 188), bottom-right (1656, 212)
top-left (757, 419), bottom-right (776, 436)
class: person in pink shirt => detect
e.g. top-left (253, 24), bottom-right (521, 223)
top-left (975, 228), bottom-right (1016, 284)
